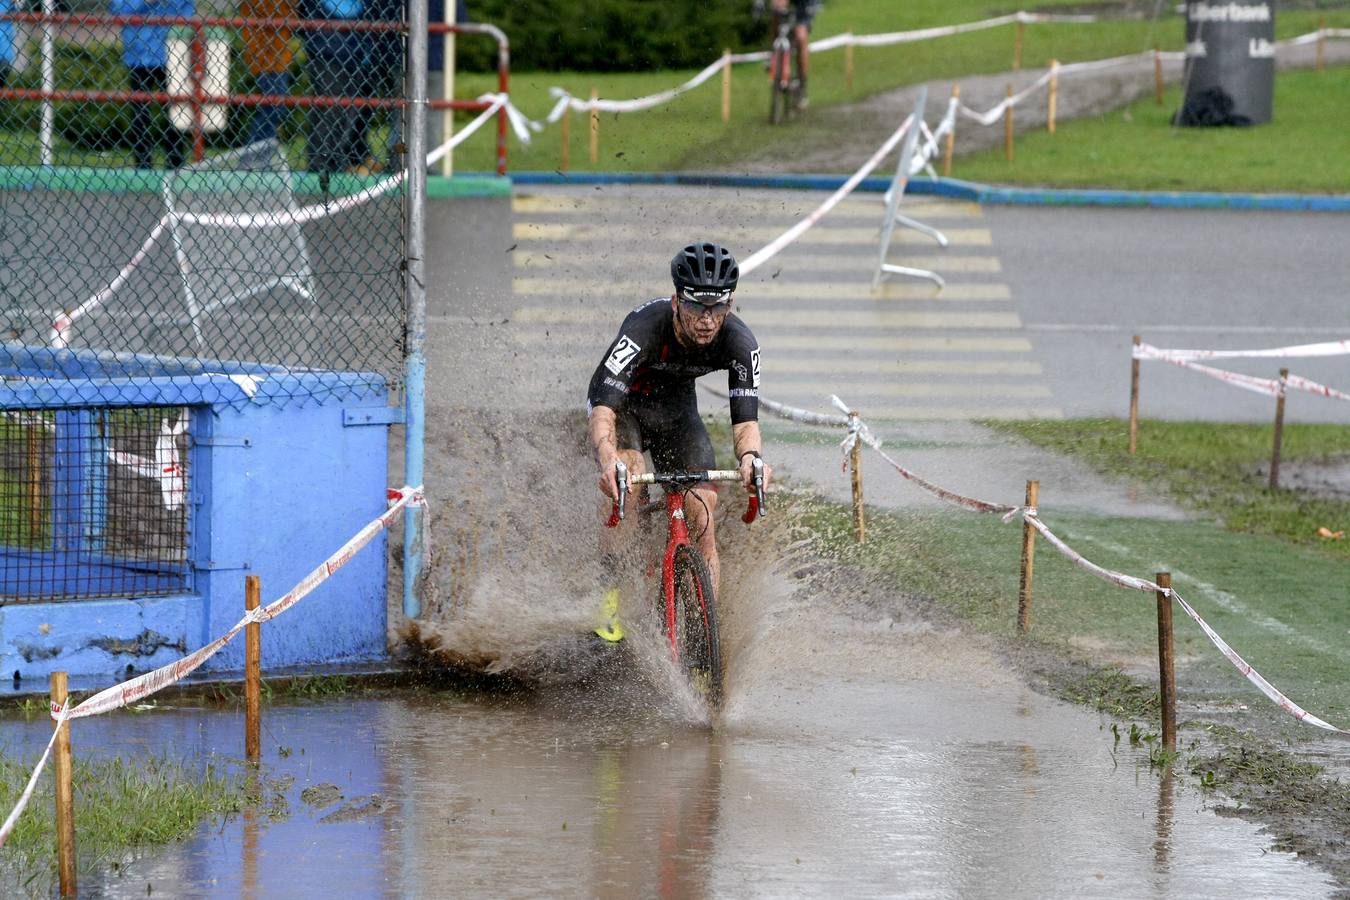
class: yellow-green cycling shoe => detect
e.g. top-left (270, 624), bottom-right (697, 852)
top-left (594, 587), bottom-right (625, 643)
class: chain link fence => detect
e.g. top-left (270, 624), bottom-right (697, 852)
top-left (0, 2), bottom-right (488, 601)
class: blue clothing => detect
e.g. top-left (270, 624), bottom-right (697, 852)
top-left (0, 0), bottom-right (15, 66)
top-left (301, 0), bottom-right (371, 63)
top-left (112, 0), bottom-right (196, 69)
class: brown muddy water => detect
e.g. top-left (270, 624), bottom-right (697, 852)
top-left (2, 560), bottom-right (1336, 897)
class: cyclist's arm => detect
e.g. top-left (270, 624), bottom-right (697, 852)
top-left (588, 404), bottom-right (624, 501)
top-left (733, 421), bottom-right (773, 492)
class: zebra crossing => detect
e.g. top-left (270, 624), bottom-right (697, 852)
top-left (507, 185), bottom-right (1061, 423)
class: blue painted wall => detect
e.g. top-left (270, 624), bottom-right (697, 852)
top-left (0, 348), bottom-right (392, 681)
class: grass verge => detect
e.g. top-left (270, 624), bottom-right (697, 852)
top-left (0, 752), bottom-right (244, 894)
top-left (986, 418), bottom-right (1350, 556)
top-left (953, 66), bottom-right (1350, 193)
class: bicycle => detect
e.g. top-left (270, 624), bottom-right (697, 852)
top-left (767, 9), bottom-right (803, 124)
top-left (604, 458), bottom-right (767, 707)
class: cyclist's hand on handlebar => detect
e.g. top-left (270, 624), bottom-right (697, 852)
top-left (738, 453), bottom-right (772, 493)
top-left (598, 458), bottom-right (624, 502)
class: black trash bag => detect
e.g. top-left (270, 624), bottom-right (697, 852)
top-left (1173, 86), bottom-right (1254, 127)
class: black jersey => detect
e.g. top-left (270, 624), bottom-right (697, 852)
top-left (587, 297), bottom-right (761, 424)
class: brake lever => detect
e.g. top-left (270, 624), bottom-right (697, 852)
top-left (615, 460), bottom-right (629, 521)
top-left (751, 456), bottom-right (767, 517)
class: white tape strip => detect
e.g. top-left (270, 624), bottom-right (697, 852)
top-left (0, 486), bottom-right (424, 847)
top-left (958, 67), bottom-right (1057, 126)
top-left (740, 115), bottom-right (914, 276)
top-left (1286, 374), bottom-right (1350, 403)
top-left (1169, 589), bottom-right (1348, 734)
top-left (1135, 339), bottom-right (1350, 361)
top-left (0, 707), bottom-right (71, 848)
top-left (1154, 356), bottom-right (1283, 398)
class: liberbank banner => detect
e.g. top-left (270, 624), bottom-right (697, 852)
top-left (1180, 1), bottom-right (1276, 125)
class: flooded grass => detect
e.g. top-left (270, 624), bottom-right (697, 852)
top-left (770, 437), bottom-right (1350, 888)
top-left (0, 752), bottom-right (244, 894)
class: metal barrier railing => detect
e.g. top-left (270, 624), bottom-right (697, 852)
top-left (0, 12), bottom-right (511, 173)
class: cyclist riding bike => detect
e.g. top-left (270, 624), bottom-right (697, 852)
top-left (587, 241), bottom-right (774, 637)
top-left (759, 0), bottom-right (820, 110)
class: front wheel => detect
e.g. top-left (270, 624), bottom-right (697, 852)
top-left (668, 545), bottom-right (722, 706)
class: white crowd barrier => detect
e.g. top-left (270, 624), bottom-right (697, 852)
top-left (0, 485), bottom-right (425, 849)
top-left (50, 95), bottom-right (530, 348)
top-left (712, 384), bottom-right (1350, 737)
top-left (739, 114), bottom-right (915, 276)
top-left (1134, 340), bottom-right (1350, 404)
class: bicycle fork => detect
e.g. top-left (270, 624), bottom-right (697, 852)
top-left (662, 492), bottom-right (691, 660)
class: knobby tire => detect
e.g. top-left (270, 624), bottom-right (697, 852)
top-left (669, 545), bottom-right (722, 707)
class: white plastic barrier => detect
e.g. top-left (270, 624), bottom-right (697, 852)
top-left (0, 485), bottom-right (425, 848)
top-left (711, 384), bottom-right (1350, 737)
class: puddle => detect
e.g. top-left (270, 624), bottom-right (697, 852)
top-left (0, 672), bottom-right (1331, 899)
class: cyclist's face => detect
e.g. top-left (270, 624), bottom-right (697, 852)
top-left (673, 290), bottom-right (732, 345)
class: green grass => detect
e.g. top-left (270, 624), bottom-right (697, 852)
top-left (783, 484), bottom-right (1350, 726)
top-left (4, 2), bottom-right (1344, 188)
top-left (0, 752), bottom-right (244, 893)
top-left (988, 418), bottom-right (1350, 555)
top-left (954, 66), bottom-right (1350, 193)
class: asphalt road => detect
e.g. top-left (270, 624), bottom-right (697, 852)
top-left (424, 184), bottom-right (1349, 429)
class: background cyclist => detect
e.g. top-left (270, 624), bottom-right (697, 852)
top-left (766, 0), bottom-right (821, 110)
top-left (587, 241), bottom-right (773, 596)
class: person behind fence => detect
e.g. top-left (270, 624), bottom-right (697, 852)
top-left (586, 241), bottom-right (773, 640)
top-left (369, 0), bottom-right (468, 172)
top-left (301, 0), bottom-right (371, 175)
top-left (758, 0), bottom-right (820, 110)
top-left (0, 0), bottom-right (14, 89)
top-left (112, 0), bottom-right (193, 169)
top-left (241, 0), bottom-right (296, 145)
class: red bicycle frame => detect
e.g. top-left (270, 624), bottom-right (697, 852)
top-left (606, 464), bottom-right (764, 660)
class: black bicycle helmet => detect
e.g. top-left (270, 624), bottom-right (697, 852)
top-left (671, 241), bottom-right (739, 297)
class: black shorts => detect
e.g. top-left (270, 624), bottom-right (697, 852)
top-left (775, 0), bottom-right (819, 28)
top-left (614, 391), bottom-right (715, 475)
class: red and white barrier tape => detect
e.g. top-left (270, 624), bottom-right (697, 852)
top-left (733, 387), bottom-right (1350, 736)
top-left (1137, 342), bottom-right (1350, 403)
top-left (1135, 339), bottom-right (1350, 362)
top-left (740, 116), bottom-right (914, 276)
top-left (0, 485), bottom-right (424, 848)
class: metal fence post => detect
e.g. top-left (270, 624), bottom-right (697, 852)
top-left (403, 0), bottom-right (430, 620)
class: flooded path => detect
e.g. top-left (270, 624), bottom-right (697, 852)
top-left (3, 647), bottom-right (1332, 897)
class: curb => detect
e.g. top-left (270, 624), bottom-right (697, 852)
top-left (507, 171), bottom-right (1350, 212)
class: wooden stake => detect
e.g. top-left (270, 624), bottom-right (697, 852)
top-left (721, 49), bottom-right (732, 123)
top-left (845, 42), bottom-right (855, 93)
top-left (943, 84), bottom-right (959, 177)
top-left (1129, 335), bottom-right (1142, 455)
top-left (1047, 61), bottom-right (1058, 135)
top-left (1317, 18), bottom-right (1326, 72)
top-left (1004, 83), bottom-right (1015, 162)
top-left (245, 574), bottom-right (261, 762)
top-left (1155, 572), bottom-right (1176, 753)
top-left (1269, 368), bottom-right (1288, 489)
top-left (51, 672), bottom-right (76, 897)
top-left (559, 102), bottom-right (570, 172)
top-left (1017, 480), bottom-right (1038, 633)
top-left (589, 87), bottom-right (599, 165)
top-left (1154, 47), bottom-right (1165, 105)
top-left (1013, 19), bottom-right (1025, 71)
top-left (850, 416), bottom-right (865, 543)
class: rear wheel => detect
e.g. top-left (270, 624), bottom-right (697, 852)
top-left (668, 545), bottom-right (722, 706)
